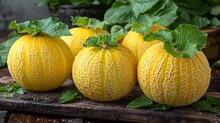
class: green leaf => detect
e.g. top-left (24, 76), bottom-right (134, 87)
top-left (144, 29), bottom-right (172, 42)
top-left (15, 88), bottom-right (24, 95)
top-left (83, 37), bottom-right (101, 47)
top-left (110, 30), bottom-right (126, 45)
top-left (111, 0), bottom-right (128, 8)
top-left (59, 89), bottom-right (78, 104)
top-left (124, 23), bottom-right (132, 32)
top-left (210, 5), bottom-right (220, 16)
top-left (4, 83), bottom-right (20, 92)
top-left (4, 93), bottom-right (15, 98)
top-left (207, 0), bottom-right (220, 5)
top-left (127, 95), bottom-right (170, 111)
top-left (130, 14), bottom-right (159, 34)
top-left (175, 0), bottom-right (211, 16)
top-left (127, 95), bottom-right (153, 109)
top-left (130, 0), bottom-right (159, 17)
top-left (210, 17), bottom-right (220, 26)
top-left (104, 0), bottom-right (160, 25)
top-left (84, 30), bottom-right (126, 48)
top-left (150, 103), bottom-right (170, 111)
top-left (9, 17), bottom-right (71, 37)
top-left (0, 82), bottom-right (24, 98)
top-left (212, 59), bottom-right (220, 68)
top-left (0, 87), bottom-right (6, 92)
top-left (110, 25), bottom-right (124, 33)
top-left (71, 16), bottom-right (105, 30)
top-left (145, 24), bottom-right (207, 58)
top-left (0, 31), bottom-right (22, 67)
top-left (191, 97), bottom-right (220, 113)
top-left (45, 0), bottom-right (61, 6)
top-left (192, 16), bottom-right (210, 29)
top-left (69, 0), bottom-right (87, 6)
top-left (153, 1), bottom-right (178, 27)
top-left (146, 0), bottom-right (169, 15)
top-left (36, 0), bottom-right (46, 7)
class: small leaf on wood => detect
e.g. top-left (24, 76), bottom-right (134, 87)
top-left (127, 95), bottom-right (170, 111)
top-left (0, 82), bottom-right (24, 98)
top-left (4, 93), bottom-right (15, 98)
top-left (127, 95), bottom-right (153, 109)
top-left (59, 89), bottom-right (78, 104)
top-left (191, 96), bottom-right (220, 113)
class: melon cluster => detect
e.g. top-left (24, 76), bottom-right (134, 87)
top-left (7, 15), bottom-right (211, 107)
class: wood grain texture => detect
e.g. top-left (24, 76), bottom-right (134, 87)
top-left (7, 112), bottom-right (83, 123)
top-left (202, 27), bottom-right (220, 48)
top-left (0, 110), bottom-right (9, 123)
top-left (0, 78), bottom-right (220, 123)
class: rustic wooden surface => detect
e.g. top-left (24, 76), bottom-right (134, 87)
top-left (7, 112), bottom-right (84, 123)
top-left (0, 75), bottom-right (220, 123)
top-left (0, 110), bottom-right (9, 123)
top-left (202, 27), bottom-right (220, 48)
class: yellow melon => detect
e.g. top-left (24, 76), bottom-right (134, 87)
top-left (7, 35), bottom-right (73, 91)
top-left (138, 43), bottom-right (211, 107)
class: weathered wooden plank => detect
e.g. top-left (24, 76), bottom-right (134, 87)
top-left (0, 79), bottom-right (220, 123)
top-left (7, 112), bottom-right (83, 123)
top-left (202, 27), bottom-right (220, 48)
top-left (202, 27), bottom-right (220, 59)
top-left (0, 67), bottom-right (10, 78)
top-left (0, 68), bottom-right (220, 123)
top-left (208, 69), bottom-right (220, 92)
top-left (0, 110), bottom-right (9, 123)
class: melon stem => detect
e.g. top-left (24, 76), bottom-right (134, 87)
top-left (103, 44), bottom-right (109, 49)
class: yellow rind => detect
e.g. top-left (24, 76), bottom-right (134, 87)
top-left (7, 35), bottom-right (73, 91)
top-left (61, 27), bottom-right (108, 60)
top-left (73, 45), bottom-right (137, 101)
top-left (138, 43), bottom-right (211, 107)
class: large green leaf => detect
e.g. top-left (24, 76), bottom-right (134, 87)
top-left (0, 31), bottom-right (22, 67)
top-left (175, 0), bottom-right (211, 16)
top-left (146, 0), bottom-right (169, 15)
top-left (104, 0), bottom-right (160, 24)
top-left (111, 0), bottom-right (128, 8)
top-left (9, 17), bottom-right (71, 37)
top-left (144, 24), bottom-right (207, 58)
top-left (153, 1), bottom-right (178, 27)
top-left (191, 16), bottom-right (210, 29)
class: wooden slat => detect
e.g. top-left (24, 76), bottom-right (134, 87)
top-left (0, 110), bottom-right (9, 123)
top-left (208, 69), bottom-right (220, 92)
top-left (0, 67), bottom-right (10, 78)
top-left (0, 79), bottom-right (220, 123)
top-left (202, 27), bottom-right (220, 48)
top-left (7, 112), bottom-right (83, 123)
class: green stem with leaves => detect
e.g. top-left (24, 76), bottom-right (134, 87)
top-left (144, 24), bottom-right (207, 58)
top-left (83, 30), bottom-right (126, 48)
top-left (9, 17), bottom-right (71, 37)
